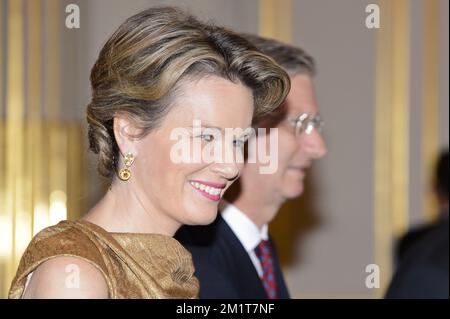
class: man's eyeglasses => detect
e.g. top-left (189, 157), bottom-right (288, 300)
top-left (286, 113), bottom-right (324, 136)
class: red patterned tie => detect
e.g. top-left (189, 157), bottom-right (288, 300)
top-left (254, 240), bottom-right (278, 299)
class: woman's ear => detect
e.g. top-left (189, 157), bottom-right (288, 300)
top-left (113, 115), bottom-right (140, 156)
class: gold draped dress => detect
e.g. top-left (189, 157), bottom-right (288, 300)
top-left (8, 220), bottom-right (199, 299)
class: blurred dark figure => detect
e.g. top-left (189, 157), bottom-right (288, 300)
top-left (396, 150), bottom-right (449, 263)
top-left (386, 149), bottom-right (449, 299)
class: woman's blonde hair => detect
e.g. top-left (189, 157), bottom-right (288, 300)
top-left (87, 7), bottom-right (290, 178)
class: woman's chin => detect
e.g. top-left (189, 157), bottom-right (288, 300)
top-left (184, 209), bottom-right (218, 226)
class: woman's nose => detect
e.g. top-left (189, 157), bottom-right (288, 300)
top-left (210, 162), bottom-right (240, 181)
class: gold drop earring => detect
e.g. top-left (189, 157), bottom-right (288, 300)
top-left (118, 152), bottom-right (134, 181)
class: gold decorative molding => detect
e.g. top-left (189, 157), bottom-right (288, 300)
top-left (3, 0), bottom-right (26, 297)
top-left (422, 0), bottom-right (440, 222)
top-left (0, 0), bottom-right (85, 298)
top-left (374, 0), bottom-right (410, 297)
top-left (259, 0), bottom-right (293, 43)
top-left (391, 0), bottom-right (410, 239)
top-left (46, 0), bottom-right (68, 228)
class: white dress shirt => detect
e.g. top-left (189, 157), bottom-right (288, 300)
top-left (220, 201), bottom-right (269, 278)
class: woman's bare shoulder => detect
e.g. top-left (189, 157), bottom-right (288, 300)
top-left (22, 256), bottom-right (109, 299)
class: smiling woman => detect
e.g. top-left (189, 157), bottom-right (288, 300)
top-left (8, 6), bottom-right (289, 299)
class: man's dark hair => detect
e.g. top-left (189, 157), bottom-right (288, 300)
top-left (435, 149), bottom-right (449, 201)
top-left (241, 34), bottom-right (316, 76)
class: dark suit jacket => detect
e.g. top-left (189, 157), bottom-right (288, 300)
top-left (175, 214), bottom-right (290, 299)
top-left (386, 216), bottom-right (449, 299)
top-left (396, 211), bottom-right (449, 265)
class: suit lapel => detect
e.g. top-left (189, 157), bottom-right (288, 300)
top-left (215, 215), bottom-right (268, 299)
